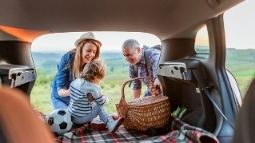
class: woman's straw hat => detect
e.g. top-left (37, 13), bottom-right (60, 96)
top-left (75, 32), bottom-right (102, 47)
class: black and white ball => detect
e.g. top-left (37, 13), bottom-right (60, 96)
top-left (47, 109), bottom-right (73, 135)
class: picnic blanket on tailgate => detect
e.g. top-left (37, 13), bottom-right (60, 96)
top-left (55, 118), bottom-right (219, 143)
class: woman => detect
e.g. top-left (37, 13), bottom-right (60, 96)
top-left (51, 32), bottom-right (102, 109)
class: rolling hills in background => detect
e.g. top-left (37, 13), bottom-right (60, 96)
top-left (32, 48), bottom-right (255, 72)
top-left (32, 51), bottom-right (129, 75)
top-left (32, 47), bottom-right (255, 92)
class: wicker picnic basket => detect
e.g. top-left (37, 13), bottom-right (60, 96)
top-left (116, 77), bottom-right (170, 131)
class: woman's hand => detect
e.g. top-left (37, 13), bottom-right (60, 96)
top-left (57, 88), bottom-right (70, 97)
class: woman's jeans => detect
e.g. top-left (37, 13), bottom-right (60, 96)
top-left (51, 95), bottom-right (69, 109)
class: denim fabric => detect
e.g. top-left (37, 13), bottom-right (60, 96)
top-left (51, 50), bottom-right (75, 109)
top-left (129, 47), bottom-right (160, 96)
top-left (51, 95), bottom-right (69, 109)
top-left (71, 103), bottom-right (113, 125)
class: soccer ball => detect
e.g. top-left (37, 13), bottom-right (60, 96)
top-left (47, 109), bottom-right (73, 135)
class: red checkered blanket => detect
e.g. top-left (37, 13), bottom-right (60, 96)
top-left (56, 125), bottom-right (170, 143)
top-left (55, 118), bottom-right (219, 143)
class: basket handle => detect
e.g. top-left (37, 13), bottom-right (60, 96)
top-left (117, 77), bottom-right (144, 118)
top-left (121, 77), bottom-right (144, 101)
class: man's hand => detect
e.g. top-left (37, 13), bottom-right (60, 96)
top-left (151, 78), bottom-right (162, 96)
top-left (133, 89), bottom-right (141, 99)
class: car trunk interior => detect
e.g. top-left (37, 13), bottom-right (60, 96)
top-left (157, 16), bottom-right (239, 143)
top-left (0, 41), bottom-right (35, 97)
top-left (0, 0), bottom-right (244, 143)
top-left (159, 36), bottom-right (217, 129)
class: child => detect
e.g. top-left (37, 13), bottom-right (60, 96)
top-left (67, 59), bottom-right (123, 133)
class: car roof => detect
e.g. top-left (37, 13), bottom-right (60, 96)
top-left (0, 0), bottom-right (243, 40)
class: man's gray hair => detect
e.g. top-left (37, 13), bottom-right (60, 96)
top-left (122, 39), bottom-right (140, 49)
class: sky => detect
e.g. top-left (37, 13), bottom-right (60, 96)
top-left (31, 32), bottom-right (161, 52)
top-left (224, 0), bottom-right (255, 49)
top-left (31, 0), bottom-right (254, 52)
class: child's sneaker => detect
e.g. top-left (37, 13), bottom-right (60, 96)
top-left (107, 118), bottom-right (124, 133)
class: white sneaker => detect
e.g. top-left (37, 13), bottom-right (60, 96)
top-left (107, 118), bottom-right (124, 133)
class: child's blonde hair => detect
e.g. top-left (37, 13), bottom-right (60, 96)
top-left (80, 59), bottom-right (106, 81)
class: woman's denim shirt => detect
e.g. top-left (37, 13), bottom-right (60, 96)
top-left (51, 50), bottom-right (75, 105)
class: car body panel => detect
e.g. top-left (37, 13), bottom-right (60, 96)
top-left (0, 0), bottom-right (243, 40)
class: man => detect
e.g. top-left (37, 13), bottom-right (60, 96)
top-left (122, 39), bottom-right (161, 99)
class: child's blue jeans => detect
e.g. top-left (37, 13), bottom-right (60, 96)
top-left (71, 103), bottom-right (113, 125)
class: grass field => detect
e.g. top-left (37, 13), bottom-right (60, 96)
top-left (30, 49), bottom-right (255, 114)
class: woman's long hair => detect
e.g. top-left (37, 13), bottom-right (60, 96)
top-left (72, 39), bottom-right (101, 79)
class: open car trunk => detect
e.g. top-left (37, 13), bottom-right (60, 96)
top-left (0, 0), bottom-right (244, 143)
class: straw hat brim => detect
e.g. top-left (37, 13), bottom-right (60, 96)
top-left (75, 38), bottom-right (102, 48)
